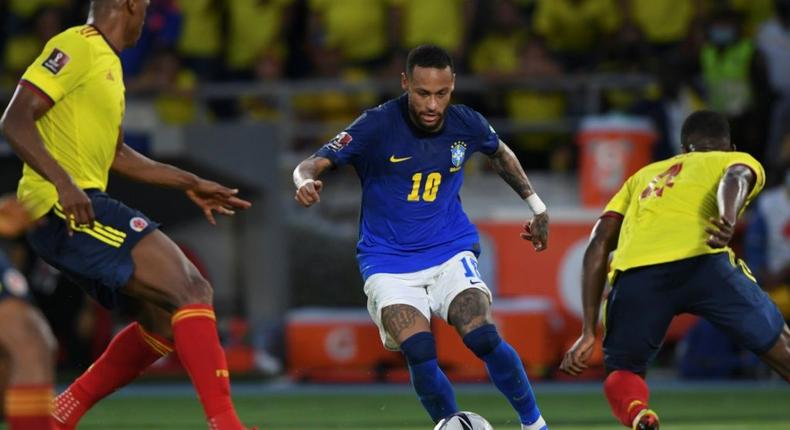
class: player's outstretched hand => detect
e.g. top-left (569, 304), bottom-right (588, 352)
top-left (560, 332), bottom-right (596, 376)
top-left (705, 216), bottom-right (734, 248)
top-left (521, 212), bottom-right (549, 251)
top-left (56, 181), bottom-right (95, 236)
top-left (295, 179), bottom-right (323, 207)
top-left (186, 179), bottom-right (252, 225)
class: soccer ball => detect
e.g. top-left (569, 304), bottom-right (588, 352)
top-left (433, 412), bottom-right (494, 430)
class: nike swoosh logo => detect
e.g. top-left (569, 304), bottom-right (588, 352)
top-left (470, 280), bottom-right (483, 285)
top-left (389, 155), bottom-right (412, 163)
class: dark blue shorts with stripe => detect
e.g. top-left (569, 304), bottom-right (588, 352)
top-left (603, 252), bottom-right (785, 374)
top-left (27, 190), bottom-right (158, 309)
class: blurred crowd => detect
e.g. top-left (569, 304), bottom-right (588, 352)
top-left (1, 0), bottom-right (790, 179)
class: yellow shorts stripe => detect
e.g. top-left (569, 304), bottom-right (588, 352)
top-left (52, 207), bottom-right (125, 248)
top-left (53, 204), bottom-right (127, 239)
top-left (172, 309), bottom-right (216, 324)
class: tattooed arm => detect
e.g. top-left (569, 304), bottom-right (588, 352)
top-left (488, 140), bottom-right (549, 251)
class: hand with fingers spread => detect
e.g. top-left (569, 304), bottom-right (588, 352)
top-left (521, 212), bottom-right (549, 251)
top-left (294, 179), bottom-right (323, 207)
top-left (559, 331), bottom-right (596, 376)
top-left (186, 178), bottom-right (252, 225)
top-left (705, 216), bottom-right (735, 248)
top-left (56, 180), bottom-right (94, 236)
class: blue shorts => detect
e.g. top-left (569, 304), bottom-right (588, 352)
top-left (27, 190), bottom-right (158, 310)
top-left (603, 252), bottom-right (785, 374)
top-left (0, 251), bottom-right (30, 302)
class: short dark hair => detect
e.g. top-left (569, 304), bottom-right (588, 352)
top-left (406, 45), bottom-right (454, 77)
top-left (681, 110), bottom-right (731, 151)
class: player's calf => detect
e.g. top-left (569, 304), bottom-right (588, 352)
top-left (399, 331), bottom-right (458, 422)
top-left (462, 324), bottom-right (546, 429)
top-left (603, 370), bottom-right (652, 428)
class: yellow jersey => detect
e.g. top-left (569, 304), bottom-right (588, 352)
top-left (17, 25), bottom-right (125, 220)
top-left (604, 151), bottom-right (765, 274)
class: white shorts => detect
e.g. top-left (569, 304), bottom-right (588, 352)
top-left (364, 251), bottom-right (493, 351)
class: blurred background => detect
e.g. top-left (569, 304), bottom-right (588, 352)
top-left (0, 0), bottom-right (789, 392)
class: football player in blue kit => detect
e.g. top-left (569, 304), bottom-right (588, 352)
top-left (293, 45), bottom-right (550, 430)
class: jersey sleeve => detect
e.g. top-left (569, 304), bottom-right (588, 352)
top-left (472, 110), bottom-right (500, 155)
top-left (603, 176), bottom-right (634, 217)
top-left (724, 152), bottom-right (766, 202)
top-left (20, 31), bottom-right (92, 104)
top-left (314, 110), bottom-right (379, 167)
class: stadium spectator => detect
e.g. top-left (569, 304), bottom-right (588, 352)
top-left (699, 8), bottom-right (770, 158)
top-left (469, 0), bottom-right (567, 171)
top-left (3, 7), bottom-right (64, 86)
top-left (226, 0), bottom-right (294, 80)
top-left (389, 0), bottom-right (475, 68)
top-left (127, 49), bottom-right (196, 125)
top-left (239, 47), bottom-right (286, 121)
top-left (533, 0), bottom-right (621, 71)
top-left (757, 0), bottom-right (790, 180)
top-left (624, 0), bottom-right (704, 61)
top-left (120, 0), bottom-right (181, 77)
top-left (307, 0), bottom-right (391, 72)
top-left (174, 0), bottom-right (222, 81)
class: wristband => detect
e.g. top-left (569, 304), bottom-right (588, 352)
top-left (525, 193), bottom-right (546, 215)
top-left (296, 178), bottom-right (314, 189)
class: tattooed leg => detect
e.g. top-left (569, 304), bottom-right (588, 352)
top-left (448, 288), bottom-right (493, 336)
top-left (381, 304), bottom-right (431, 345)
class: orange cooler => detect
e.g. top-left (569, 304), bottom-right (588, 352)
top-left (577, 115), bottom-right (656, 207)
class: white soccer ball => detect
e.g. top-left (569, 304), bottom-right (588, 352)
top-left (433, 411), bottom-right (494, 430)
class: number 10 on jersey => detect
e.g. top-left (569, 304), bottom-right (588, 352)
top-left (407, 172), bottom-right (442, 202)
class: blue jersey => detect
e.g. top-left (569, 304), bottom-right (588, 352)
top-left (315, 94), bottom-right (500, 279)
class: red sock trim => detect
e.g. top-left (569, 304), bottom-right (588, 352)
top-left (172, 304), bottom-right (216, 325)
top-left (603, 370), bottom-right (649, 427)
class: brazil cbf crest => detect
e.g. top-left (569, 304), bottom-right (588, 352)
top-left (450, 141), bottom-right (467, 169)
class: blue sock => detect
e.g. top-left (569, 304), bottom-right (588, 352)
top-left (400, 332), bottom-right (458, 423)
top-left (463, 324), bottom-right (542, 426)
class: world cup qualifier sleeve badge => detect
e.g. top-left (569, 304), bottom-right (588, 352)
top-left (450, 141), bottom-right (467, 172)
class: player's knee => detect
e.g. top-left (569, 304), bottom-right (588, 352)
top-left (400, 332), bottom-right (438, 366)
top-left (462, 324), bottom-right (502, 358)
top-left (173, 272), bottom-right (213, 306)
top-left (448, 289), bottom-right (492, 335)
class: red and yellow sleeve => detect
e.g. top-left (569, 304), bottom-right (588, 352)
top-left (20, 29), bottom-right (91, 105)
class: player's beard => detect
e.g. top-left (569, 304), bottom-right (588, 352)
top-left (409, 105), bottom-right (444, 132)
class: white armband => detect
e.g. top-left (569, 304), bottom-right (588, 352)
top-left (525, 193), bottom-right (546, 215)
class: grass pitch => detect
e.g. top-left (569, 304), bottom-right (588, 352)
top-left (31, 382), bottom-right (790, 429)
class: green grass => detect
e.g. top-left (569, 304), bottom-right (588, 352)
top-left (26, 383), bottom-right (790, 429)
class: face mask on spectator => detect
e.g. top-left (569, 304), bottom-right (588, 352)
top-left (709, 26), bottom-right (737, 46)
